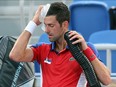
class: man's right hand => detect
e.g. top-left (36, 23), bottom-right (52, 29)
top-left (32, 5), bottom-right (43, 26)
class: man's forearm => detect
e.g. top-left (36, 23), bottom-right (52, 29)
top-left (91, 58), bottom-right (111, 85)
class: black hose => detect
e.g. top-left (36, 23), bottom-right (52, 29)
top-left (64, 31), bottom-right (101, 87)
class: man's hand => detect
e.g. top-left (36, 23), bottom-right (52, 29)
top-left (68, 31), bottom-right (88, 50)
top-left (32, 5), bottom-right (43, 25)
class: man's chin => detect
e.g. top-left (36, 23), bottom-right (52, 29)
top-left (49, 40), bottom-right (54, 42)
top-left (49, 39), bottom-right (55, 42)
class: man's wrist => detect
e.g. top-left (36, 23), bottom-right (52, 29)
top-left (83, 47), bottom-right (96, 62)
top-left (25, 21), bottom-right (37, 35)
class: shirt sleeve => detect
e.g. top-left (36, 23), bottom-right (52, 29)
top-left (30, 47), bottom-right (38, 62)
top-left (30, 42), bottom-right (44, 62)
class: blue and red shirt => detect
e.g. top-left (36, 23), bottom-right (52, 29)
top-left (31, 42), bottom-right (99, 87)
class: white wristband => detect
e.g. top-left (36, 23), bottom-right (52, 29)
top-left (25, 21), bottom-right (37, 35)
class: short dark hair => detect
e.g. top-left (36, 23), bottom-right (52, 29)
top-left (46, 2), bottom-right (70, 26)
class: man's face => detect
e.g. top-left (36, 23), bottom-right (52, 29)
top-left (44, 15), bottom-right (65, 42)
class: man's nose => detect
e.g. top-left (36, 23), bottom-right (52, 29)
top-left (44, 25), bottom-right (50, 33)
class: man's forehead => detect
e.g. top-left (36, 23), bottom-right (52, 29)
top-left (44, 15), bottom-right (57, 24)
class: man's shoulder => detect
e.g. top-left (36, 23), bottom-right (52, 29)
top-left (31, 42), bottom-right (51, 48)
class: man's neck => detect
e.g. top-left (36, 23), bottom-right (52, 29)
top-left (55, 40), bottom-right (67, 52)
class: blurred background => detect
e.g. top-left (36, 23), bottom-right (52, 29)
top-left (0, 0), bottom-right (116, 87)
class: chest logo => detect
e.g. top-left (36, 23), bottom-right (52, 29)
top-left (44, 57), bottom-right (52, 64)
top-left (69, 57), bottom-right (75, 61)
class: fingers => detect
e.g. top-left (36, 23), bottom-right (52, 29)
top-left (68, 31), bottom-right (84, 44)
top-left (35, 5), bottom-right (43, 15)
top-left (32, 5), bottom-right (43, 25)
top-left (67, 30), bottom-right (88, 50)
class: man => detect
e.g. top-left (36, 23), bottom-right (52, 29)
top-left (9, 2), bottom-right (111, 87)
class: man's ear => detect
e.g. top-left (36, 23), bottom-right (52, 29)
top-left (62, 21), bottom-right (69, 30)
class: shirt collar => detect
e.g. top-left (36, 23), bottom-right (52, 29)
top-left (51, 42), bottom-right (69, 51)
